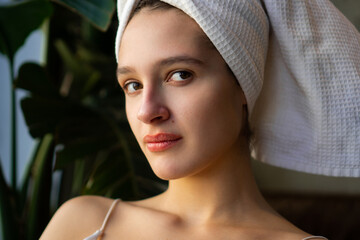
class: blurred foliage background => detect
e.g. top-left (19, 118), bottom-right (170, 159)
top-left (0, 0), bottom-right (165, 239)
top-left (0, 0), bottom-right (359, 240)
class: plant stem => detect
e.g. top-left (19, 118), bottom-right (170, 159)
top-left (10, 58), bottom-right (17, 190)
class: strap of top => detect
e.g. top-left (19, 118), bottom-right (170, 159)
top-left (302, 236), bottom-right (328, 240)
top-left (83, 199), bottom-right (120, 240)
top-left (83, 199), bottom-right (327, 240)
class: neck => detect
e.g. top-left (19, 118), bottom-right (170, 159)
top-left (159, 141), bottom-right (269, 225)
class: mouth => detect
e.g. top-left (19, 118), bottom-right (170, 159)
top-left (143, 133), bottom-right (182, 152)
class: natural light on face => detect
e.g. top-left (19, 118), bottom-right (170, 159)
top-left (116, 8), bottom-right (247, 180)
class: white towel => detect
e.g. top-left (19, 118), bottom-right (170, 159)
top-left (115, 0), bottom-right (360, 177)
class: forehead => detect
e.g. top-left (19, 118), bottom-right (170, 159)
top-left (117, 8), bottom-right (215, 64)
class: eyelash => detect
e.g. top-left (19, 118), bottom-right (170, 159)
top-left (122, 70), bottom-right (194, 95)
top-left (122, 81), bottom-right (142, 95)
top-left (167, 70), bottom-right (193, 83)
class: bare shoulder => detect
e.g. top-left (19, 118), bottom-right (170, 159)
top-left (40, 195), bottom-right (117, 240)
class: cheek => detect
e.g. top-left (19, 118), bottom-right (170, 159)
top-left (125, 100), bottom-right (134, 127)
top-left (125, 100), bottom-right (142, 140)
top-left (178, 83), bottom-right (243, 147)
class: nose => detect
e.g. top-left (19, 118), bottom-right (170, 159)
top-left (137, 90), bottom-right (170, 124)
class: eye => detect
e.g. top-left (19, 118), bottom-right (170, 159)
top-left (123, 81), bottom-right (142, 94)
top-left (168, 71), bottom-right (193, 82)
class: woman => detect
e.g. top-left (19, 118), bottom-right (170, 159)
top-left (41, 0), bottom-right (360, 239)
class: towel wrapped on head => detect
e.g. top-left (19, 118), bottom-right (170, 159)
top-left (115, 0), bottom-right (360, 177)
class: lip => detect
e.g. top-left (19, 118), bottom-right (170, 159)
top-left (143, 133), bottom-right (182, 152)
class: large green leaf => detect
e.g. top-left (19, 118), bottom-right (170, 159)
top-left (16, 62), bottom-right (100, 138)
top-left (16, 62), bottom-right (59, 98)
top-left (53, 0), bottom-right (115, 31)
top-left (21, 96), bottom-right (70, 137)
top-left (0, 0), bottom-right (53, 61)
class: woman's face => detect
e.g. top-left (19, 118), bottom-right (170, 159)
top-left (117, 8), bottom-right (246, 180)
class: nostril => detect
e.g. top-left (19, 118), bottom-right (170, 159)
top-left (137, 102), bottom-right (170, 124)
top-left (151, 116), bottom-right (164, 123)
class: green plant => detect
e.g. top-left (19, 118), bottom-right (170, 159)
top-left (0, 0), bottom-right (165, 239)
top-left (0, 1), bottom-right (53, 239)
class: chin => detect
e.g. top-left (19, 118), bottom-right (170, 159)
top-left (149, 159), bottom-right (193, 181)
top-left (150, 159), bottom-right (209, 181)
top-left (152, 167), bottom-right (185, 181)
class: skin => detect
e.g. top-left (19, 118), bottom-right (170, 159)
top-left (40, 8), bottom-right (318, 240)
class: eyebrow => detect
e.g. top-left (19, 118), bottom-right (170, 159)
top-left (116, 66), bottom-right (134, 76)
top-left (159, 55), bottom-right (204, 67)
top-left (116, 55), bottom-right (205, 77)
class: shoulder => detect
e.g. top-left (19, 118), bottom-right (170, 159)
top-left (40, 195), bottom-right (117, 240)
top-left (255, 211), bottom-right (320, 240)
top-left (270, 230), bottom-right (327, 240)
